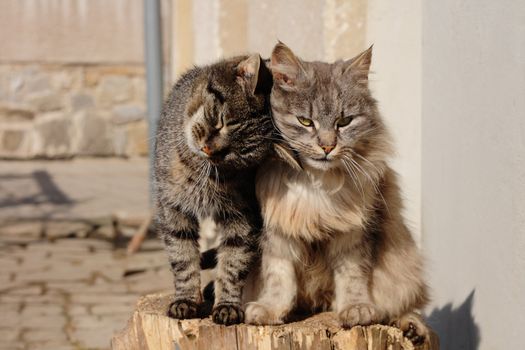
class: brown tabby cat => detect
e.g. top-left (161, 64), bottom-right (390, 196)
top-left (155, 54), bottom-right (273, 325)
top-left (245, 43), bottom-right (429, 344)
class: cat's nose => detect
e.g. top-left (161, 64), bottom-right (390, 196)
top-left (320, 144), bottom-right (335, 155)
top-left (201, 145), bottom-right (213, 156)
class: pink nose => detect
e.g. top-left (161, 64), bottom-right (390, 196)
top-left (201, 145), bottom-right (213, 156)
top-left (320, 145), bottom-right (335, 155)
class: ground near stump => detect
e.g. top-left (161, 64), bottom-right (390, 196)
top-left (112, 293), bottom-right (439, 350)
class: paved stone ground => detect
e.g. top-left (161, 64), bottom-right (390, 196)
top-left (0, 158), bottom-right (149, 222)
top-left (0, 159), bottom-right (174, 350)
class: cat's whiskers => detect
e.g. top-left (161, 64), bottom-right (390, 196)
top-left (341, 157), bottom-right (366, 202)
top-left (347, 153), bottom-right (390, 215)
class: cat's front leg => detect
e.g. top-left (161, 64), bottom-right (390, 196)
top-left (331, 236), bottom-right (382, 328)
top-left (158, 205), bottom-right (201, 319)
top-left (245, 231), bottom-right (297, 325)
top-left (212, 212), bottom-right (258, 325)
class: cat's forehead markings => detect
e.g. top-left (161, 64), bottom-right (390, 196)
top-left (207, 83), bottom-right (225, 104)
top-left (191, 105), bottom-right (205, 120)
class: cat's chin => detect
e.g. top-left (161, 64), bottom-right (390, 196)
top-left (303, 157), bottom-right (338, 171)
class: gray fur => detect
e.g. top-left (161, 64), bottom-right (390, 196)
top-left (246, 43), bottom-right (429, 345)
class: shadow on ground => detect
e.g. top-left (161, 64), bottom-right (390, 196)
top-left (426, 290), bottom-right (480, 350)
top-left (0, 170), bottom-right (74, 208)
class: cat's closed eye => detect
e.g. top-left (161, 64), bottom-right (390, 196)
top-left (226, 119), bottom-right (241, 127)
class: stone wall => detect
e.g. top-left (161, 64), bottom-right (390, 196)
top-left (0, 0), bottom-right (171, 159)
top-left (0, 64), bottom-right (148, 158)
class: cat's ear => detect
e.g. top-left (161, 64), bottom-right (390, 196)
top-left (343, 45), bottom-right (373, 84)
top-left (270, 42), bottom-right (306, 89)
top-left (236, 54), bottom-right (262, 95)
top-left (274, 143), bottom-right (303, 171)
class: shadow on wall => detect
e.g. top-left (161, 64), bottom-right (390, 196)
top-left (426, 290), bottom-right (480, 350)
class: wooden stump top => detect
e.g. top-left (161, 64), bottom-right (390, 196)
top-left (112, 293), bottom-right (439, 350)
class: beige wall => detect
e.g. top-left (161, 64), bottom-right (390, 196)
top-left (0, 0), bottom-right (174, 65)
top-left (422, 0), bottom-right (525, 348)
top-left (0, 0), bottom-right (144, 64)
top-left (367, 0), bottom-right (422, 238)
top-left (170, 0), bottom-right (367, 77)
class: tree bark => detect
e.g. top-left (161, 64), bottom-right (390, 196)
top-left (112, 293), bottom-right (439, 350)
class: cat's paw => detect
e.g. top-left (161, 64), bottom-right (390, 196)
top-left (391, 312), bottom-right (428, 346)
top-left (245, 302), bottom-right (284, 325)
top-left (338, 303), bottom-right (379, 328)
top-left (212, 303), bottom-right (244, 325)
top-left (167, 300), bottom-right (199, 319)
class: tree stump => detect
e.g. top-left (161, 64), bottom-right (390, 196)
top-left (112, 293), bottom-right (439, 350)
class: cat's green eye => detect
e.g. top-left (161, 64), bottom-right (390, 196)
top-left (337, 116), bottom-right (354, 128)
top-left (297, 116), bottom-right (314, 127)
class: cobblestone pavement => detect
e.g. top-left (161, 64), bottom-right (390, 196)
top-left (0, 159), bottom-right (173, 350)
top-left (0, 237), bottom-right (172, 350)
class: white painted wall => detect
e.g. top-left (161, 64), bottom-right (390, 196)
top-left (366, 0), bottom-right (422, 239)
top-left (422, 1), bottom-right (525, 349)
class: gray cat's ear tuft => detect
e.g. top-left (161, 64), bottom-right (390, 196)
top-left (343, 45), bottom-right (373, 83)
top-left (270, 42), bottom-right (306, 89)
top-left (274, 143), bottom-right (302, 171)
top-left (236, 54), bottom-right (261, 94)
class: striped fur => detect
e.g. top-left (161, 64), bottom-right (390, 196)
top-left (155, 55), bottom-right (273, 325)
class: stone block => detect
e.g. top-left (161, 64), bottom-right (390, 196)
top-left (70, 328), bottom-right (113, 349)
top-left (70, 293), bottom-right (138, 305)
top-left (20, 314), bottom-right (66, 329)
top-left (73, 111), bottom-right (115, 156)
top-left (0, 343), bottom-right (25, 350)
top-left (7, 69), bottom-right (51, 97)
top-left (15, 265), bottom-right (93, 283)
top-left (34, 113), bottom-right (72, 158)
top-left (51, 69), bottom-right (83, 91)
top-left (0, 221), bottom-right (42, 237)
top-left (10, 285), bottom-right (44, 296)
top-left (96, 75), bottom-right (133, 107)
top-left (71, 93), bottom-right (95, 111)
top-left (68, 304), bottom-right (89, 316)
top-left (91, 303), bottom-right (133, 316)
top-left (21, 304), bottom-right (63, 316)
top-left (0, 126), bottom-right (34, 158)
top-left (0, 329), bottom-right (20, 343)
top-left (111, 104), bottom-right (145, 125)
top-left (126, 120), bottom-right (149, 156)
top-left (0, 102), bottom-right (35, 122)
top-left (132, 77), bottom-right (146, 103)
top-left (1, 129), bottom-right (24, 152)
top-left (27, 341), bottom-right (74, 350)
top-left (0, 255), bottom-right (20, 270)
top-left (84, 66), bottom-right (144, 87)
top-left (22, 329), bottom-right (68, 342)
top-left (26, 90), bottom-right (63, 112)
top-left (42, 221), bottom-right (91, 239)
top-left (24, 74), bottom-right (52, 95)
top-left (112, 124), bottom-right (128, 156)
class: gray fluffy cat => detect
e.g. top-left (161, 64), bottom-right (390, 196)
top-left (245, 43), bottom-right (429, 344)
top-left (154, 54), bottom-right (273, 325)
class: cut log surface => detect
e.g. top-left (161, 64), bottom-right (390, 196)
top-left (112, 294), bottom-right (439, 350)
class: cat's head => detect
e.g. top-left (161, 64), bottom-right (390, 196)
top-left (269, 42), bottom-right (391, 173)
top-left (185, 55), bottom-right (273, 169)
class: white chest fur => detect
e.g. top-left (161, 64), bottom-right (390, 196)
top-left (256, 161), bottom-right (367, 242)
